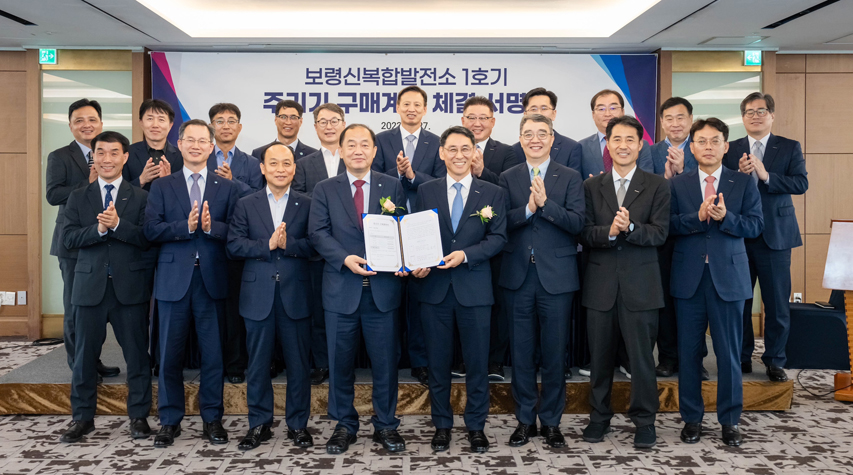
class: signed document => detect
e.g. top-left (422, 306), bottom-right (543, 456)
top-left (363, 210), bottom-right (444, 272)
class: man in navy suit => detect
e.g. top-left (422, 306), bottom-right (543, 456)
top-left (498, 115), bottom-right (584, 448)
top-left (252, 100), bottom-right (318, 161)
top-left (227, 143), bottom-right (316, 451)
top-left (293, 103), bottom-right (348, 386)
top-left (144, 119), bottom-right (240, 448)
top-left (670, 118), bottom-right (764, 446)
top-left (207, 103), bottom-right (264, 384)
top-left (123, 99), bottom-right (182, 191)
top-left (373, 86), bottom-right (445, 385)
top-left (511, 87), bottom-right (578, 171)
top-left (723, 93), bottom-right (808, 382)
top-left (59, 131), bottom-right (154, 443)
top-left (309, 124), bottom-right (409, 455)
top-left (411, 126), bottom-right (507, 454)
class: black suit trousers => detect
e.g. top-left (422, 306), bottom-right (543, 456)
top-left (59, 256), bottom-right (77, 371)
top-left (742, 238), bottom-right (792, 367)
top-left (220, 259), bottom-right (248, 376)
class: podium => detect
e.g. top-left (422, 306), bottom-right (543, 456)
top-left (822, 220), bottom-right (853, 402)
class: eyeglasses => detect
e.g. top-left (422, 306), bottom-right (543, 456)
top-left (742, 108), bottom-right (770, 118)
top-left (521, 131), bottom-right (552, 141)
top-left (594, 106), bottom-right (622, 114)
top-left (463, 115), bottom-right (494, 123)
top-left (694, 138), bottom-right (724, 147)
top-left (525, 106), bottom-right (553, 113)
top-left (213, 119), bottom-right (239, 127)
top-left (181, 138), bottom-right (211, 146)
top-left (443, 146), bottom-right (474, 157)
top-left (276, 114), bottom-right (301, 122)
top-left (316, 118), bottom-right (342, 127)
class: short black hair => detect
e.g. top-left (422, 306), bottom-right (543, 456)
top-left (519, 114), bottom-right (553, 135)
top-left (740, 92), bottom-right (775, 115)
top-left (590, 89), bottom-right (624, 111)
top-left (659, 97), bottom-right (693, 116)
top-left (339, 124), bottom-right (377, 147)
top-left (275, 100), bottom-right (304, 117)
top-left (178, 119), bottom-right (215, 142)
top-left (68, 98), bottom-right (102, 121)
top-left (139, 99), bottom-right (175, 122)
top-left (440, 126), bottom-right (475, 147)
top-left (605, 115), bottom-right (644, 140)
top-left (397, 86), bottom-right (428, 105)
top-left (208, 103), bottom-right (241, 121)
top-left (690, 117), bottom-right (729, 142)
top-left (522, 87), bottom-right (557, 109)
top-left (90, 131), bottom-right (130, 154)
top-left (463, 96), bottom-right (496, 113)
top-left (260, 142), bottom-right (295, 164)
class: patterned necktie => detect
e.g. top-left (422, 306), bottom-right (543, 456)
top-left (405, 135), bottom-right (416, 161)
top-left (616, 178), bottom-right (627, 207)
top-left (190, 173), bottom-right (202, 208)
top-left (602, 142), bottom-right (613, 173)
top-left (751, 141), bottom-right (763, 184)
top-left (451, 182), bottom-right (463, 233)
top-left (103, 184), bottom-right (114, 210)
top-left (87, 151), bottom-right (93, 169)
top-left (353, 179), bottom-right (366, 229)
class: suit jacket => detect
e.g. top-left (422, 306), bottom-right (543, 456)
top-left (293, 149), bottom-right (346, 196)
top-left (63, 180), bottom-right (153, 306)
top-left (373, 126), bottom-right (446, 206)
top-left (649, 137), bottom-right (697, 176)
top-left (251, 140), bottom-right (317, 161)
top-left (498, 162), bottom-right (585, 295)
top-left (669, 167), bottom-right (764, 302)
top-left (569, 133), bottom-right (655, 180)
top-left (511, 130), bottom-right (579, 171)
top-left (308, 171), bottom-right (407, 315)
top-left (207, 147), bottom-right (264, 198)
top-left (477, 137), bottom-right (517, 185)
top-left (143, 170), bottom-right (240, 302)
top-left (580, 168), bottom-right (670, 312)
top-left (46, 141), bottom-right (91, 258)
top-left (227, 189), bottom-right (315, 321)
top-left (722, 134), bottom-right (807, 250)
top-left (122, 140), bottom-right (183, 191)
top-left (414, 176), bottom-right (507, 307)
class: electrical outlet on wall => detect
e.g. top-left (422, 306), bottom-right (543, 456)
top-left (1, 292), bottom-right (14, 306)
top-left (792, 293), bottom-right (803, 303)
top-left (17, 291), bottom-right (26, 305)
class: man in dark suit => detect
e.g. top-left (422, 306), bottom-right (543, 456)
top-left (293, 103), bottom-right (348, 386)
top-left (227, 143), bottom-right (316, 451)
top-left (372, 86), bottom-right (445, 384)
top-left (498, 115), bottom-right (584, 448)
top-left (59, 131), bottom-right (154, 443)
top-left (723, 92), bottom-right (808, 382)
top-left (123, 99), bottom-right (182, 191)
top-left (309, 124), bottom-right (409, 455)
top-left (510, 87), bottom-right (579, 170)
top-left (46, 98), bottom-right (119, 380)
top-left (579, 116), bottom-right (669, 449)
top-left (670, 118), bottom-right (764, 447)
top-left (252, 100), bottom-right (318, 161)
top-left (144, 119), bottom-right (240, 448)
top-left (207, 103), bottom-right (264, 384)
top-left (411, 126), bottom-right (507, 454)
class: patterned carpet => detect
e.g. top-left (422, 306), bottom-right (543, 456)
top-left (0, 340), bottom-right (851, 474)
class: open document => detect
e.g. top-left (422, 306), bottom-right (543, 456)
top-left (363, 210), bottom-right (445, 272)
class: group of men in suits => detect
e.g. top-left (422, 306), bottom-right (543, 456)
top-left (47, 84), bottom-right (806, 451)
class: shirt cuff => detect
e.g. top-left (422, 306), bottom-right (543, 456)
top-left (608, 235), bottom-right (617, 241)
top-left (463, 251), bottom-right (468, 264)
top-left (110, 218), bottom-right (120, 232)
top-left (525, 206), bottom-right (534, 219)
top-left (763, 176), bottom-right (770, 185)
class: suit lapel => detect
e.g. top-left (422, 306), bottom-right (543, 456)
top-left (367, 172), bottom-right (383, 214)
top-left (512, 165), bottom-right (531, 201)
top-left (203, 173), bottom-right (222, 205)
top-left (717, 167), bottom-right (737, 201)
top-left (550, 132), bottom-right (564, 159)
top-left (411, 132), bottom-right (430, 170)
top-left (169, 173), bottom-right (192, 217)
top-left (762, 134), bottom-right (781, 171)
top-left (455, 178), bottom-right (485, 236)
top-left (620, 169), bottom-right (646, 210)
top-left (282, 191), bottom-right (301, 228)
top-left (87, 182), bottom-right (104, 216)
top-left (311, 155), bottom-right (329, 180)
top-left (542, 164), bottom-right (560, 193)
top-left (483, 138), bottom-right (497, 169)
top-left (114, 181), bottom-right (133, 216)
top-left (253, 192), bottom-right (275, 236)
top-left (588, 134), bottom-right (603, 161)
top-left (206, 153), bottom-right (218, 174)
top-left (335, 174), bottom-right (361, 229)
top-left (390, 128), bottom-right (405, 158)
top-left (433, 180), bottom-right (454, 235)
top-left (336, 159), bottom-right (346, 176)
top-left (70, 141), bottom-right (89, 176)
top-left (684, 170), bottom-right (703, 211)
top-left (599, 173), bottom-right (619, 215)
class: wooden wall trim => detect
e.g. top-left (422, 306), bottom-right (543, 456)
top-left (41, 50), bottom-right (132, 71)
top-left (671, 51), bottom-right (761, 73)
top-left (761, 51), bottom-right (776, 97)
top-left (656, 50), bottom-right (672, 143)
top-left (132, 52), bottom-right (144, 143)
top-left (25, 49), bottom-right (41, 339)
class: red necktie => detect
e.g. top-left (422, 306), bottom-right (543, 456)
top-left (602, 146), bottom-right (613, 173)
top-left (704, 176), bottom-right (716, 223)
top-left (353, 179), bottom-right (366, 228)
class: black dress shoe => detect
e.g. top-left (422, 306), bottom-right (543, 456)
top-left (766, 365), bottom-right (789, 382)
top-left (431, 428), bottom-right (451, 452)
top-left (154, 425), bottom-right (181, 447)
top-left (564, 367), bottom-right (573, 381)
top-left (97, 360), bottom-right (120, 377)
top-left (202, 420), bottom-right (228, 445)
top-left (680, 422), bottom-right (701, 444)
top-left (129, 418), bottom-right (151, 439)
top-left (372, 428), bottom-right (406, 452)
top-left (451, 362), bottom-right (466, 378)
top-left (311, 367), bottom-right (330, 385)
top-left (488, 363), bottom-right (505, 381)
top-left (741, 360), bottom-right (753, 374)
top-left (326, 427), bottom-right (357, 454)
top-left (238, 425), bottom-right (272, 451)
top-left (655, 361), bottom-right (677, 377)
top-left (701, 366), bottom-right (711, 381)
top-left (60, 420), bottom-right (94, 443)
top-left (540, 426), bottom-right (566, 448)
top-left (287, 428), bottom-right (314, 448)
top-left (508, 423), bottom-right (537, 447)
top-left (468, 430), bottom-right (490, 453)
top-left (227, 373), bottom-right (245, 384)
top-left (634, 424), bottom-right (656, 448)
top-left (722, 424), bottom-right (743, 446)
top-left (97, 374), bottom-right (103, 384)
top-left (410, 367), bottom-right (429, 385)
top-left (582, 421), bottom-right (610, 443)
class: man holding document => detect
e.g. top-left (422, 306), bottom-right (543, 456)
top-left (410, 126), bottom-right (508, 453)
top-left (308, 124), bottom-right (408, 455)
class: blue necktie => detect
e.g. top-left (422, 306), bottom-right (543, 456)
top-left (103, 184), bottom-right (114, 210)
top-left (451, 182), bottom-right (463, 233)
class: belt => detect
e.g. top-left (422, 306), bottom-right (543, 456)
top-left (530, 254), bottom-right (536, 264)
top-left (363, 277), bottom-right (370, 287)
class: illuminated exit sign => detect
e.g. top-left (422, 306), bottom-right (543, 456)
top-left (744, 50), bottom-right (762, 66)
top-left (39, 49), bottom-right (57, 65)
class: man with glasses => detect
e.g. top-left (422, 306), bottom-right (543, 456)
top-left (511, 88), bottom-right (578, 171)
top-left (722, 92), bottom-right (808, 383)
top-left (252, 100), bottom-right (318, 161)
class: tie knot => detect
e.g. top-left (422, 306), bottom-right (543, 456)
top-left (452, 182), bottom-right (463, 192)
top-left (353, 179), bottom-right (366, 189)
top-left (191, 173), bottom-right (201, 183)
top-left (532, 167), bottom-right (540, 177)
top-left (705, 176), bottom-right (716, 184)
top-left (619, 178), bottom-right (627, 187)
top-left (406, 134), bottom-right (416, 144)
top-left (477, 144), bottom-right (482, 150)
top-left (104, 184), bottom-right (114, 192)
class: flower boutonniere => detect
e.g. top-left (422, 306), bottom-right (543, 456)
top-left (471, 205), bottom-right (496, 224)
top-left (380, 196), bottom-right (405, 215)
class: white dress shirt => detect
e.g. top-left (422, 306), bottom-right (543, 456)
top-left (287, 140), bottom-right (300, 152)
top-left (321, 146), bottom-right (341, 179)
top-left (267, 185), bottom-right (289, 229)
top-left (76, 141), bottom-right (92, 162)
top-left (347, 171), bottom-right (370, 214)
top-left (97, 176), bottom-right (122, 235)
top-left (697, 165), bottom-right (722, 197)
top-left (476, 139), bottom-right (489, 151)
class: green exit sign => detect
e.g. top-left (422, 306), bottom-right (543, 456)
top-left (744, 50), bottom-right (762, 66)
top-left (39, 49), bottom-right (57, 65)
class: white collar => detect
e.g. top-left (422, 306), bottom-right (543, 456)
top-left (446, 173), bottom-right (473, 191)
top-left (612, 165), bottom-right (638, 184)
top-left (698, 164), bottom-right (723, 184)
top-left (98, 175), bottom-right (122, 190)
top-left (346, 170), bottom-right (370, 186)
top-left (401, 127), bottom-right (421, 144)
top-left (747, 133), bottom-right (770, 151)
top-left (266, 184), bottom-right (290, 202)
top-left (321, 146), bottom-right (340, 158)
top-left (476, 138), bottom-right (489, 150)
top-left (182, 166), bottom-right (207, 181)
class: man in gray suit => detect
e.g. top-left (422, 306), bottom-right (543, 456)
top-left (45, 99), bottom-right (119, 379)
